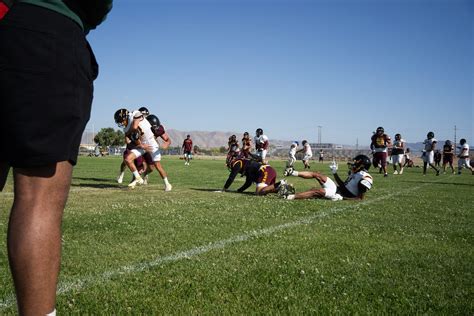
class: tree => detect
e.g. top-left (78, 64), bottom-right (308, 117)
top-left (94, 128), bottom-right (124, 150)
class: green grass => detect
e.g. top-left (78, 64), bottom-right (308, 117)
top-left (1, 156), bottom-right (473, 314)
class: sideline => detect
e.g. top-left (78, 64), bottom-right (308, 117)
top-left (0, 179), bottom-right (445, 310)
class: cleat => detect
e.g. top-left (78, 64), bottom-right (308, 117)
top-left (165, 184), bottom-right (173, 192)
top-left (143, 175), bottom-right (149, 185)
top-left (128, 177), bottom-right (144, 188)
top-left (117, 174), bottom-right (124, 184)
top-left (284, 167), bottom-right (294, 177)
top-left (393, 170), bottom-right (398, 175)
top-left (436, 170), bottom-right (440, 176)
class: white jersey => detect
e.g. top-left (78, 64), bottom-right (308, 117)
top-left (423, 138), bottom-right (437, 152)
top-left (289, 145), bottom-right (297, 158)
top-left (460, 143), bottom-right (470, 158)
top-left (304, 143), bottom-right (312, 156)
top-left (343, 170), bottom-right (373, 197)
top-left (137, 117), bottom-right (159, 150)
top-left (254, 134), bottom-right (269, 150)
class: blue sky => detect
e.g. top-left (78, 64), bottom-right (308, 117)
top-left (86, 0), bottom-right (473, 146)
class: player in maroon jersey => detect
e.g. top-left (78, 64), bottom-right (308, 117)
top-left (370, 127), bottom-right (391, 177)
top-left (182, 134), bottom-right (193, 165)
top-left (442, 140), bottom-right (455, 174)
top-left (222, 158), bottom-right (284, 195)
top-left (241, 132), bottom-right (252, 158)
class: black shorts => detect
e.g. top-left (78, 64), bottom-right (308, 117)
top-left (0, 3), bottom-right (98, 167)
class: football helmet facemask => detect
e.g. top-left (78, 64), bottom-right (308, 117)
top-left (114, 109), bottom-right (129, 128)
top-left (351, 155), bottom-right (371, 172)
top-left (376, 126), bottom-right (384, 134)
top-left (139, 107), bottom-right (149, 117)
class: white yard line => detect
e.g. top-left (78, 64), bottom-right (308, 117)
top-left (0, 181), bottom-right (438, 310)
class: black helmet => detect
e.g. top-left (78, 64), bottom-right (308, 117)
top-left (138, 107), bottom-right (149, 117)
top-left (460, 138), bottom-right (467, 145)
top-left (376, 126), bottom-right (384, 134)
top-left (114, 108), bottom-right (129, 128)
top-left (256, 128), bottom-right (263, 136)
top-left (395, 133), bottom-right (401, 139)
top-left (445, 140), bottom-right (452, 146)
top-left (146, 114), bottom-right (160, 127)
top-left (427, 131), bottom-right (434, 139)
top-left (352, 154), bottom-right (371, 172)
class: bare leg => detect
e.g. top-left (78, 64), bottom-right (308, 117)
top-left (294, 188), bottom-right (326, 199)
top-left (125, 152), bottom-right (138, 173)
top-left (256, 184), bottom-right (276, 195)
top-left (154, 161), bottom-right (167, 179)
top-left (8, 161), bottom-right (72, 315)
top-left (294, 171), bottom-right (328, 186)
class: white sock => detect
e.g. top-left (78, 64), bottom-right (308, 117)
top-left (132, 170), bottom-right (140, 178)
top-left (163, 177), bottom-right (170, 186)
top-left (287, 194), bottom-right (295, 200)
top-left (118, 172), bottom-right (124, 178)
top-left (46, 309), bottom-right (56, 316)
top-left (292, 171), bottom-right (299, 177)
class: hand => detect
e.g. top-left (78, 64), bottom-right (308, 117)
top-left (329, 161), bottom-right (338, 174)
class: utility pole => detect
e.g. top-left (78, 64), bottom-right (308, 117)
top-left (317, 125), bottom-right (322, 146)
top-left (454, 125), bottom-right (457, 156)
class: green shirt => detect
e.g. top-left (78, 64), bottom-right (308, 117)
top-left (19, 0), bottom-right (112, 32)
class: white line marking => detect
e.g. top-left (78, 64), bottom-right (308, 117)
top-left (0, 181), bottom-right (441, 309)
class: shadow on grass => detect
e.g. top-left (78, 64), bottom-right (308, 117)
top-left (73, 177), bottom-right (116, 183)
top-left (399, 180), bottom-right (474, 186)
top-left (71, 183), bottom-right (125, 189)
top-left (191, 188), bottom-right (255, 195)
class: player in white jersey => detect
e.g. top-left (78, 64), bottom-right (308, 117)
top-left (457, 138), bottom-right (474, 175)
top-left (391, 133), bottom-right (405, 174)
top-left (422, 131), bottom-right (440, 176)
top-left (287, 141), bottom-right (298, 168)
top-left (280, 155), bottom-right (373, 201)
top-left (297, 140), bottom-right (313, 169)
top-left (114, 109), bottom-right (172, 191)
top-left (254, 128), bottom-right (269, 163)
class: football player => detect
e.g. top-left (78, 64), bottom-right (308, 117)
top-left (241, 132), bottom-right (252, 158)
top-left (442, 140), bottom-right (455, 174)
top-left (422, 131), bottom-right (440, 176)
top-left (222, 158), bottom-right (285, 195)
top-left (287, 141), bottom-right (299, 168)
top-left (114, 109), bottom-right (172, 191)
top-left (182, 134), bottom-right (193, 166)
top-left (254, 128), bottom-right (269, 163)
top-left (370, 127), bottom-right (391, 177)
top-left (297, 140), bottom-right (312, 169)
top-left (391, 133), bottom-right (405, 174)
top-left (140, 114), bottom-right (172, 184)
top-left (226, 135), bottom-right (240, 167)
top-left (457, 138), bottom-right (474, 175)
top-left (281, 155), bottom-right (373, 201)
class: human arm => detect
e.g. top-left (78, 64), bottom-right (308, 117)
top-left (223, 161), bottom-right (242, 190)
top-left (159, 132), bottom-right (171, 149)
top-left (237, 176), bottom-right (253, 193)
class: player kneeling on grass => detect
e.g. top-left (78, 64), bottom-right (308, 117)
top-left (222, 158), bottom-right (288, 195)
top-left (280, 155), bottom-right (373, 201)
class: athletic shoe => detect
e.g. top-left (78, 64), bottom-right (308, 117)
top-left (384, 173), bottom-right (388, 177)
top-left (284, 167), bottom-right (294, 177)
top-left (399, 169), bottom-right (403, 175)
top-left (165, 184), bottom-right (173, 192)
top-left (393, 170), bottom-right (398, 175)
top-left (436, 170), bottom-right (440, 176)
top-left (128, 177), bottom-right (144, 188)
top-left (277, 183), bottom-right (289, 198)
top-left (143, 175), bottom-right (149, 185)
top-left (117, 174), bottom-right (124, 184)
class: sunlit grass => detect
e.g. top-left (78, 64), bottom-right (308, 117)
top-left (1, 156), bottom-right (473, 314)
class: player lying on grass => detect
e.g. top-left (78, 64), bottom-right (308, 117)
top-left (222, 158), bottom-right (287, 195)
top-left (114, 108), bottom-right (172, 191)
top-left (279, 155), bottom-right (373, 201)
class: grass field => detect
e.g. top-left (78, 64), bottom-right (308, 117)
top-left (1, 156), bottom-right (473, 314)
